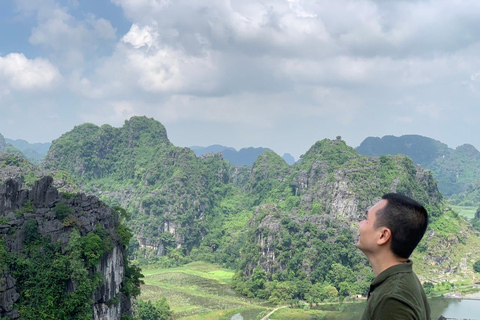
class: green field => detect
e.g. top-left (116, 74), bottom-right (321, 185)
top-left (451, 205), bottom-right (477, 219)
top-left (139, 261), bottom-right (269, 320)
top-left (138, 261), bottom-right (367, 320)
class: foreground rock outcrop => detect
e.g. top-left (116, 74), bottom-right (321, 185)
top-left (0, 177), bottom-right (133, 319)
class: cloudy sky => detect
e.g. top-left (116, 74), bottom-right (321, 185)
top-left (1, 0), bottom-right (480, 159)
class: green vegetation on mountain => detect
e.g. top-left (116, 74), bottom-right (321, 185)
top-left (474, 260), bottom-right (480, 273)
top-left (357, 135), bottom-right (480, 205)
top-left (0, 177), bottom-right (143, 319)
top-left (191, 145), bottom-right (278, 166)
top-left (1, 145), bottom-right (27, 160)
top-left (45, 117), bottom-right (232, 260)
top-left (0, 152), bottom-right (79, 193)
top-left (226, 139), bottom-right (449, 302)
top-left (231, 205), bottom-right (372, 303)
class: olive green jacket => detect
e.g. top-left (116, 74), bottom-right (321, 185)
top-left (361, 260), bottom-right (431, 320)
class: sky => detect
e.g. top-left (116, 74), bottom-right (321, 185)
top-left (1, 0), bottom-right (480, 159)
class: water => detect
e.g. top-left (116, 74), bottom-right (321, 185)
top-left (331, 298), bottom-right (480, 320)
top-left (430, 298), bottom-right (480, 319)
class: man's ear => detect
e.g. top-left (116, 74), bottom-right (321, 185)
top-left (377, 227), bottom-right (392, 245)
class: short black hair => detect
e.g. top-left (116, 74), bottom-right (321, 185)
top-left (374, 193), bottom-right (429, 259)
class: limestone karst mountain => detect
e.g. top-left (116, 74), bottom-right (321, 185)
top-left (357, 135), bottom-right (480, 204)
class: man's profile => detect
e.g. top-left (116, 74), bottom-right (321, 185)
top-left (357, 193), bottom-right (430, 320)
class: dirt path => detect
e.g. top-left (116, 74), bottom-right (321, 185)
top-left (260, 306), bottom-right (288, 320)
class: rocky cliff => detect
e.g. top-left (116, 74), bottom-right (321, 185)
top-left (0, 153), bottom-right (78, 194)
top-left (0, 134), bottom-right (5, 152)
top-left (0, 177), bottom-right (133, 319)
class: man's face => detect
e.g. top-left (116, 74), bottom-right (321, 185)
top-left (356, 199), bottom-right (388, 254)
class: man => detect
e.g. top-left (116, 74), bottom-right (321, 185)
top-left (357, 193), bottom-right (430, 320)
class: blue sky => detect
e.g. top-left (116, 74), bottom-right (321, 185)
top-left (1, 0), bottom-right (480, 159)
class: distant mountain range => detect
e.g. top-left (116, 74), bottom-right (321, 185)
top-left (0, 133), bottom-right (51, 164)
top-left (190, 145), bottom-right (296, 165)
top-left (3, 130), bottom-right (480, 205)
top-left (357, 135), bottom-right (480, 204)
top-left (2, 133), bottom-right (294, 167)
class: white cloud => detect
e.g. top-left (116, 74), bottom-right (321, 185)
top-left (4, 0), bottom-right (480, 154)
top-left (122, 24), bottom-right (159, 49)
top-left (18, 0), bottom-right (116, 69)
top-left (0, 53), bottom-right (61, 91)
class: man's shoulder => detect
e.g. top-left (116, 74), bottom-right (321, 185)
top-left (381, 268), bottom-right (422, 289)
top-left (366, 272), bottom-right (430, 320)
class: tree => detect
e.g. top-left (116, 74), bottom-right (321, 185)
top-left (474, 260), bottom-right (480, 273)
top-left (250, 267), bottom-right (267, 292)
top-left (307, 283), bottom-right (330, 303)
top-left (423, 282), bottom-right (434, 296)
top-left (268, 281), bottom-right (298, 304)
top-left (324, 284), bottom-right (338, 300)
top-left (136, 299), bottom-right (172, 320)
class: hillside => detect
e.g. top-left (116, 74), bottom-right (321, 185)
top-left (0, 153), bottom-right (79, 194)
top-left (44, 116), bottom-right (233, 259)
top-left (0, 176), bottom-right (142, 319)
top-left (230, 139), bottom-right (478, 302)
top-left (357, 135), bottom-right (480, 202)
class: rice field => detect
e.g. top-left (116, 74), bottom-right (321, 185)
top-left (451, 205), bottom-right (477, 219)
top-left (138, 261), bottom-right (364, 320)
top-left (139, 261), bottom-right (268, 320)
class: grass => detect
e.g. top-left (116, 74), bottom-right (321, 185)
top-left (268, 308), bottom-right (326, 320)
top-left (451, 205), bottom-right (477, 220)
top-left (139, 261), bottom-right (269, 320)
top-left (141, 261), bottom-right (234, 284)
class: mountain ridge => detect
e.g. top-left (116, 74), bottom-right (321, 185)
top-left (357, 134), bottom-right (480, 201)
top-left (191, 144), bottom-right (296, 165)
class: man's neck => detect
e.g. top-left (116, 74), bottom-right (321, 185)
top-left (367, 252), bottom-right (408, 277)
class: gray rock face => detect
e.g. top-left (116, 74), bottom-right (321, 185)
top-left (0, 133), bottom-right (5, 152)
top-left (0, 177), bottom-right (131, 319)
top-left (0, 153), bottom-right (79, 194)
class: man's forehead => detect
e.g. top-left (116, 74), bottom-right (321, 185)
top-left (369, 199), bottom-right (388, 215)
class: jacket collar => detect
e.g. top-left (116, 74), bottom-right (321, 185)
top-left (368, 260), bottom-right (413, 297)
